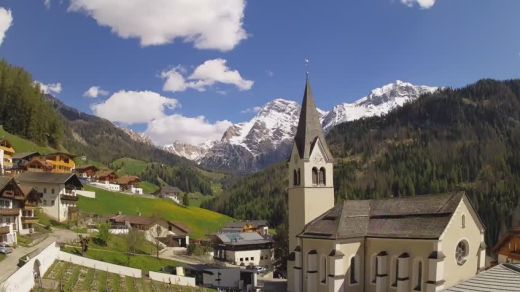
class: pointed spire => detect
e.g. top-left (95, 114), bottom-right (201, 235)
top-left (293, 78), bottom-right (333, 161)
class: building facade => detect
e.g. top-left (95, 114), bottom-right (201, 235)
top-left (493, 227), bottom-right (520, 264)
top-left (0, 139), bottom-right (15, 174)
top-left (16, 172), bottom-right (82, 222)
top-left (287, 79), bottom-right (486, 292)
top-left (213, 232), bottom-right (274, 268)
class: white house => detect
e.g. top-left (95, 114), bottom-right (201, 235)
top-left (16, 172), bottom-right (83, 223)
top-left (212, 232), bottom-right (274, 269)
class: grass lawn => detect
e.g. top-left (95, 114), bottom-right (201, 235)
top-left (0, 126), bottom-right (55, 153)
top-left (112, 157), bottom-right (149, 176)
top-left (0, 254), bottom-right (5, 262)
top-left (139, 181), bottom-right (160, 194)
top-left (37, 210), bottom-right (68, 229)
top-left (80, 186), bottom-right (232, 239)
top-left (63, 246), bottom-right (181, 274)
top-left (187, 192), bottom-right (214, 208)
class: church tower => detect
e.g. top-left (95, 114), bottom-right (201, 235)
top-left (288, 78), bottom-right (335, 252)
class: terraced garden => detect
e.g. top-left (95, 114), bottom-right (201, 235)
top-left (37, 260), bottom-right (213, 292)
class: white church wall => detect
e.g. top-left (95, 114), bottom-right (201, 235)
top-left (439, 197), bottom-right (485, 288)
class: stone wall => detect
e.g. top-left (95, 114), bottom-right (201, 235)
top-left (57, 251), bottom-right (142, 278)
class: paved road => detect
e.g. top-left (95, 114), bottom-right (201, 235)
top-left (0, 228), bottom-right (77, 283)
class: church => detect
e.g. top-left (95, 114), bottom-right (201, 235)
top-left (286, 79), bottom-right (487, 292)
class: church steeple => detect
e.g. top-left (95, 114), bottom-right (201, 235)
top-left (293, 77), bottom-right (333, 162)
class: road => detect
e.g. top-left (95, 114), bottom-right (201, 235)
top-left (0, 228), bottom-right (77, 283)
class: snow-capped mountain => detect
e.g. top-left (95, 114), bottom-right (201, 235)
top-left (163, 141), bottom-right (214, 161)
top-left (159, 81), bottom-right (438, 173)
top-left (121, 128), bottom-right (153, 146)
top-left (321, 80), bottom-right (437, 132)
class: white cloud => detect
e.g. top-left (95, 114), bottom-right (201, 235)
top-left (35, 81), bottom-right (63, 95)
top-left (83, 86), bottom-right (109, 98)
top-left (0, 8), bottom-right (13, 46)
top-left (161, 58), bottom-right (254, 93)
top-left (266, 70), bottom-right (274, 77)
top-left (240, 106), bottom-right (261, 114)
top-left (44, 0), bottom-right (51, 9)
top-left (145, 114), bottom-right (232, 145)
top-left (401, 0), bottom-right (436, 9)
top-left (91, 90), bottom-right (178, 124)
top-left (68, 0), bottom-right (247, 51)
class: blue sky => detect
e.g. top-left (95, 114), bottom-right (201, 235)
top-left (0, 0), bottom-right (519, 145)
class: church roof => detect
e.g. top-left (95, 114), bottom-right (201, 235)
top-left (442, 263), bottom-right (520, 292)
top-left (293, 78), bottom-right (333, 162)
top-left (300, 192), bottom-right (466, 240)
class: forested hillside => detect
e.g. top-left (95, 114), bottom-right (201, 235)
top-left (0, 60), bottom-right (64, 147)
top-left (204, 79), bottom-right (520, 247)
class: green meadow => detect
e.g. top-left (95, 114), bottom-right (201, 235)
top-left (78, 186), bottom-right (233, 239)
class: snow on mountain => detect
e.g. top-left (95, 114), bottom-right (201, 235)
top-left (163, 141), bottom-right (214, 161)
top-left (135, 81), bottom-right (437, 173)
top-left (321, 80), bottom-right (437, 132)
top-left (121, 127), bottom-right (153, 145)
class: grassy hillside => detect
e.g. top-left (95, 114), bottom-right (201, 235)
top-left (79, 186), bottom-right (232, 239)
top-left (0, 126), bottom-right (56, 153)
top-left (111, 157), bottom-right (149, 176)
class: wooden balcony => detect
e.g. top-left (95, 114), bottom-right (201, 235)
top-left (22, 216), bottom-right (38, 224)
top-left (60, 194), bottom-right (78, 202)
top-left (0, 225), bottom-right (10, 234)
top-left (0, 208), bottom-right (20, 216)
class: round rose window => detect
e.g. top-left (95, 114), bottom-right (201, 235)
top-left (456, 240), bottom-right (469, 265)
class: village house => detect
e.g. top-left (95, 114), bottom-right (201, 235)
top-left (116, 175), bottom-right (143, 194)
top-left (16, 172), bottom-right (82, 223)
top-left (0, 139), bottom-right (15, 174)
top-left (493, 227), bottom-right (520, 264)
top-left (108, 214), bottom-right (189, 247)
top-left (43, 152), bottom-right (76, 173)
top-left (91, 169), bottom-right (120, 191)
top-left (12, 152), bottom-right (41, 173)
top-left (212, 232), bottom-right (274, 268)
top-left (160, 185), bottom-right (183, 203)
top-left (222, 220), bottom-right (269, 237)
top-left (286, 79), bottom-right (486, 292)
top-left (0, 177), bottom-right (41, 244)
top-left (74, 165), bottom-right (99, 181)
top-left (186, 264), bottom-right (259, 291)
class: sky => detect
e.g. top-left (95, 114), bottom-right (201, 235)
top-left (0, 0), bottom-right (519, 145)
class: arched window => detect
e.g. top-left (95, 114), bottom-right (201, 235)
top-left (312, 167), bottom-right (318, 185)
top-left (350, 256), bottom-right (359, 284)
top-left (414, 261), bottom-right (423, 291)
top-left (320, 255), bottom-right (327, 284)
top-left (392, 256), bottom-right (399, 287)
top-left (293, 169), bottom-right (298, 186)
top-left (319, 167), bottom-right (326, 185)
top-left (371, 254), bottom-right (377, 283)
top-left (462, 214), bottom-right (465, 229)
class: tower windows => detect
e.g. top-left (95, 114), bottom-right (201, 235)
top-left (320, 255), bottom-right (327, 284)
top-left (293, 169), bottom-right (301, 186)
top-left (350, 255), bottom-right (359, 284)
top-left (462, 214), bottom-right (466, 229)
top-left (319, 167), bottom-right (326, 185)
top-left (312, 167), bottom-right (318, 185)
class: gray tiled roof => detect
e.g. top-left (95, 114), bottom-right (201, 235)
top-left (443, 264), bottom-right (520, 291)
top-left (293, 78), bottom-right (333, 162)
top-left (216, 232), bottom-right (272, 246)
top-left (16, 172), bottom-right (82, 187)
top-left (301, 192), bottom-right (465, 239)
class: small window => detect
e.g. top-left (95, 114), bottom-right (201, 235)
top-left (43, 188), bottom-right (47, 194)
top-left (251, 257), bottom-right (254, 261)
top-left (462, 214), bottom-right (466, 229)
top-left (414, 261), bottom-right (422, 291)
top-left (312, 168), bottom-right (318, 185)
top-left (293, 169), bottom-right (298, 186)
top-left (51, 200), bottom-right (55, 205)
top-left (319, 167), bottom-right (326, 185)
top-left (350, 256), bottom-right (358, 284)
top-left (371, 255), bottom-right (378, 283)
top-left (320, 255), bottom-right (327, 284)
top-left (392, 257), bottom-right (399, 287)
top-left (51, 188), bottom-right (55, 194)
top-left (245, 257), bottom-right (249, 261)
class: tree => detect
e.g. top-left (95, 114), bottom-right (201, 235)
top-left (182, 193), bottom-right (190, 206)
top-left (125, 228), bottom-right (144, 265)
top-left (97, 223), bottom-right (111, 246)
top-left (149, 224), bottom-right (163, 259)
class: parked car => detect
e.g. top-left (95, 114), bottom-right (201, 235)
top-left (0, 242), bottom-right (12, 254)
top-left (254, 266), bottom-right (267, 274)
